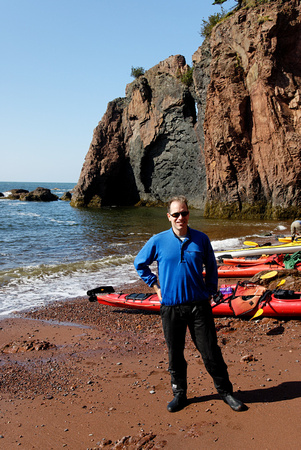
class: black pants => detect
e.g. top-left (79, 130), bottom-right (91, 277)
top-left (160, 300), bottom-right (233, 397)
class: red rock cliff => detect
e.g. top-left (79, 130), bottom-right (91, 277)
top-left (200, 0), bottom-right (301, 218)
top-left (71, 0), bottom-right (301, 219)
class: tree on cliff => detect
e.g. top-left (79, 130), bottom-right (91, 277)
top-left (131, 66), bottom-right (145, 78)
top-left (201, 0), bottom-right (244, 38)
top-left (200, 10), bottom-right (226, 37)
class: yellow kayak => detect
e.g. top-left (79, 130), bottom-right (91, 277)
top-left (215, 240), bottom-right (301, 258)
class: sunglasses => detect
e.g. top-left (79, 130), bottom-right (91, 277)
top-left (170, 211), bottom-right (189, 218)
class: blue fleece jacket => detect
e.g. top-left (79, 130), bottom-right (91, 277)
top-left (134, 227), bottom-right (218, 305)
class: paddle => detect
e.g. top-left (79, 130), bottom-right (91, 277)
top-left (250, 279), bottom-right (286, 319)
top-left (244, 241), bottom-right (259, 247)
top-left (243, 241), bottom-right (272, 247)
top-left (260, 270), bottom-right (278, 280)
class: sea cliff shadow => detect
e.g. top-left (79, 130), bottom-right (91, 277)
top-left (189, 381), bottom-right (301, 406)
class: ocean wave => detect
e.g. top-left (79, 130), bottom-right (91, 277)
top-left (49, 218), bottom-right (78, 225)
top-left (0, 254), bottom-right (136, 287)
top-left (0, 255), bottom-right (139, 316)
top-left (2, 191), bottom-right (12, 197)
top-left (16, 211), bottom-right (41, 217)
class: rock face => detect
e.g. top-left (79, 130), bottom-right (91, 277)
top-left (201, 0), bottom-right (301, 218)
top-left (71, 55), bottom-right (205, 208)
top-left (71, 0), bottom-right (301, 218)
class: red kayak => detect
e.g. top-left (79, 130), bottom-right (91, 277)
top-left (219, 254), bottom-right (282, 266)
top-left (216, 252), bottom-right (301, 276)
top-left (87, 284), bottom-right (301, 318)
top-left (213, 282), bottom-right (301, 317)
top-left (216, 263), bottom-right (301, 278)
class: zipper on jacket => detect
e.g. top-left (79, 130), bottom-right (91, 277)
top-left (180, 239), bottom-right (189, 263)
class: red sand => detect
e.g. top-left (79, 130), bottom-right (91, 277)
top-left (0, 278), bottom-right (300, 449)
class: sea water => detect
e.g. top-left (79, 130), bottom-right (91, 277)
top-left (0, 181), bottom-right (290, 316)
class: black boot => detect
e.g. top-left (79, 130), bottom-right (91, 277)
top-left (167, 393), bottom-right (187, 412)
top-left (221, 393), bottom-right (247, 412)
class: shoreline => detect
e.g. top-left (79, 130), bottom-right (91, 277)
top-left (0, 280), bottom-right (300, 449)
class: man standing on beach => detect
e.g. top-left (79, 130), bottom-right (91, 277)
top-left (134, 195), bottom-right (246, 413)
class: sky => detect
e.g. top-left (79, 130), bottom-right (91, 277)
top-left (1, 0), bottom-right (237, 183)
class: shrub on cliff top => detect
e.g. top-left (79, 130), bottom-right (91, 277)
top-left (131, 66), bottom-right (145, 78)
top-left (180, 66), bottom-right (194, 87)
top-left (200, 10), bottom-right (226, 38)
top-left (201, 0), bottom-right (275, 38)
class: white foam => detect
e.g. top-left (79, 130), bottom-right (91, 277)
top-left (17, 212), bottom-right (41, 217)
top-left (276, 225), bottom-right (287, 231)
top-left (211, 238), bottom-right (241, 251)
top-left (0, 261), bottom-right (139, 316)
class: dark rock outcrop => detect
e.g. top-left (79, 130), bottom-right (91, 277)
top-left (60, 191), bottom-right (72, 201)
top-left (71, 0), bottom-right (301, 218)
top-left (20, 187), bottom-right (58, 202)
top-left (7, 189), bottom-right (29, 200)
top-left (7, 188), bottom-right (58, 202)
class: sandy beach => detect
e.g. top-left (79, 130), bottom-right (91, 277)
top-left (1, 277), bottom-right (300, 449)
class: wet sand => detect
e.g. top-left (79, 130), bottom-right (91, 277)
top-left (0, 278), bottom-right (300, 449)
